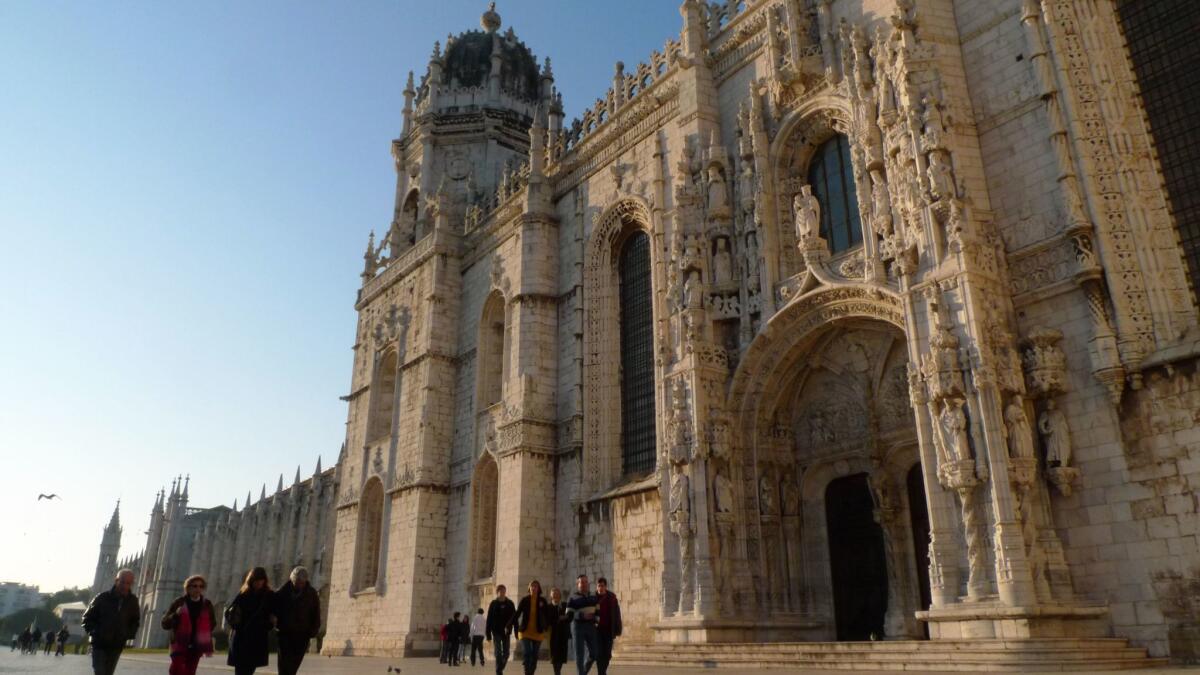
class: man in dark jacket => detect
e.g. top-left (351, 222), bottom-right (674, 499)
top-left (274, 566), bottom-right (321, 675)
top-left (593, 578), bottom-right (622, 675)
top-left (81, 569), bottom-right (140, 675)
top-left (485, 585), bottom-right (516, 674)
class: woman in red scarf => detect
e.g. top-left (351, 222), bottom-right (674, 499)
top-left (161, 574), bottom-right (216, 675)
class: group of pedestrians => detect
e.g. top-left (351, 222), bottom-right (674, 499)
top-left (80, 565), bottom-right (320, 675)
top-left (445, 574), bottom-right (621, 675)
top-left (10, 625), bottom-right (70, 655)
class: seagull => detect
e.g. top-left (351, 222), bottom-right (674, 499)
top-left (37, 494), bottom-right (60, 500)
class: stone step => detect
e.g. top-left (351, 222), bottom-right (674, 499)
top-left (613, 639), bottom-right (1167, 672)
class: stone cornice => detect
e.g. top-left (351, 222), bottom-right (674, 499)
top-left (357, 229), bottom-right (462, 310)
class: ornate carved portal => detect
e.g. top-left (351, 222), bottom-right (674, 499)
top-left (726, 290), bottom-right (929, 640)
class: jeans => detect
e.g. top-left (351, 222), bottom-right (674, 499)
top-left (90, 645), bottom-right (123, 675)
top-left (471, 636), bottom-right (485, 665)
top-left (571, 622), bottom-right (597, 675)
top-left (492, 635), bottom-right (510, 673)
top-left (595, 631), bottom-right (614, 675)
top-left (520, 639), bottom-right (541, 674)
top-left (277, 634), bottom-right (310, 675)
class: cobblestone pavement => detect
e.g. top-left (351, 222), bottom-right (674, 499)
top-left (2, 650), bottom-right (1197, 675)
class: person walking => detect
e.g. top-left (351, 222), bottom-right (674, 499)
top-left (43, 629), bottom-right (54, 654)
top-left (82, 569), bottom-right (141, 675)
top-left (459, 613), bottom-right (470, 664)
top-left (440, 618), bottom-right (451, 664)
top-left (274, 566), bottom-right (321, 675)
top-left (55, 625), bottom-right (69, 656)
top-left (547, 588), bottom-right (571, 675)
top-left (511, 580), bottom-right (550, 675)
top-left (566, 575), bottom-right (598, 675)
top-left (485, 585), bottom-right (516, 674)
top-left (469, 608), bottom-right (487, 666)
top-left (225, 567), bottom-right (273, 675)
top-left (17, 627), bottom-right (30, 654)
top-left (448, 611), bottom-right (463, 666)
top-left (593, 578), bottom-right (621, 675)
top-left (160, 574), bottom-right (216, 675)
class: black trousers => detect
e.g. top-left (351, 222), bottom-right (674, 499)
top-left (471, 635), bottom-right (485, 665)
top-left (277, 634), bottom-right (310, 675)
top-left (90, 646), bottom-right (123, 675)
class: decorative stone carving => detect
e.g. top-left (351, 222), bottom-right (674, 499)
top-left (712, 238), bottom-right (733, 284)
top-left (926, 151), bottom-right (955, 204)
top-left (793, 184), bottom-right (822, 249)
top-left (1021, 327), bottom-right (1067, 398)
top-left (1004, 397), bottom-right (1036, 461)
top-left (1040, 399), bottom-right (1078, 496)
top-left (684, 270), bottom-right (704, 309)
top-left (713, 468), bottom-right (734, 514)
top-left (707, 166), bottom-right (730, 219)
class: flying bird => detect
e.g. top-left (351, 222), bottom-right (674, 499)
top-left (37, 493), bottom-right (60, 500)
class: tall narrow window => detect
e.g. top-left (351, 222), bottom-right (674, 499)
top-left (367, 351), bottom-right (399, 443)
top-left (477, 292), bottom-right (507, 410)
top-left (1118, 0), bottom-right (1200, 297)
top-left (469, 455), bottom-right (498, 580)
top-left (618, 231), bottom-right (656, 475)
top-left (807, 135), bottom-right (863, 254)
top-left (355, 478), bottom-right (384, 590)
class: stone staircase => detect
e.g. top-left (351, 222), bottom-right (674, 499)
top-left (613, 638), bottom-right (1170, 671)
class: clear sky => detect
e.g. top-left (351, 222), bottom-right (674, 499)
top-left (0, 1), bottom-right (684, 593)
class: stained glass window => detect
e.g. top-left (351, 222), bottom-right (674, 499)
top-left (618, 231), bottom-right (656, 476)
top-left (807, 135), bottom-right (863, 254)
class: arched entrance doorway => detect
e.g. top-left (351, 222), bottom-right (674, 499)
top-left (727, 286), bottom-right (929, 640)
top-left (826, 473), bottom-right (888, 640)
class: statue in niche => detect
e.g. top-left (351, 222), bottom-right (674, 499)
top-left (684, 269), bottom-right (704, 309)
top-left (758, 475), bottom-right (778, 515)
top-left (870, 171), bottom-right (893, 236)
top-left (707, 165), bottom-right (729, 216)
top-left (780, 473), bottom-right (800, 516)
top-left (1004, 397), bottom-right (1036, 460)
top-left (665, 262), bottom-right (680, 312)
top-left (793, 185), bottom-right (821, 245)
top-left (938, 398), bottom-right (971, 465)
top-left (1039, 398), bottom-right (1073, 468)
top-left (713, 469), bottom-right (735, 514)
top-left (712, 238), bottom-right (733, 284)
top-left (927, 151), bottom-right (955, 203)
top-left (922, 92), bottom-right (946, 147)
top-left (868, 458), bottom-right (898, 516)
top-left (738, 162), bottom-right (756, 217)
top-left (669, 463), bottom-right (691, 521)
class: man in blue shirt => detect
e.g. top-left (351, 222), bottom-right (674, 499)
top-left (566, 575), bottom-right (599, 675)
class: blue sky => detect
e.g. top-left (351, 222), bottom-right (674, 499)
top-left (0, 1), bottom-right (683, 592)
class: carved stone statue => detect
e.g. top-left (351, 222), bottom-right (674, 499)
top-left (712, 238), bottom-right (733, 284)
top-left (669, 464), bottom-right (691, 518)
top-left (1005, 397), bottom-right (1036, 460)
top-left (759, 475), bottom-right (778, 515)
top-left (870, 171), bottom-right (893, 235)
top-left (793, 185), bottom-right (821, 245)
top-left (868, 461), bottom-right (898, 516)
top-left (714, 469), bottom-right (734, 514)
top-left (780, 474), bottom-right (800, 516)
top-left (684, 269), bottom-right (704, 309)
top-left (927, 151), bottom-right (955, 203)
top-left (922, 92), bottom-right (946, 148)
top-left (939, 398), bottom-right (971, 465)
top-left (1039, 398), bottom-right (1073, 468)
top-left (707, 165), bottom-right (729, 217)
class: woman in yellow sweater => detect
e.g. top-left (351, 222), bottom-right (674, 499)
top-left (511, 580), bottom-right (551, 675)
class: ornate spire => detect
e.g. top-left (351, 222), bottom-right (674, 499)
top-left (182, 474), bottom-right (189, 498)
top-left (106, 501), bottom-right (121, 531)
top-left (276, 474), bottom-right (284, 493)
top-left (294, 465), bottom-right (301, 485)
top-left (315, 456), bottom-right (323, 475)
top-left (480, 2), bottom-right (501, 33)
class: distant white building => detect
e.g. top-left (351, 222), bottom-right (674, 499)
top-left (0, 582), bottom-right (41, 618)
top-left (53, 602), bottom-right (86, 643)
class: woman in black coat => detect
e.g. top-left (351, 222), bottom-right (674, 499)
top-left (547, 587), bottom-right (572, 675)
top-left (225, 567), bottom-right (273, 675)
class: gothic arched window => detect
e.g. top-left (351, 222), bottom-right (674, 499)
top-left (618, 231), bottom-right (656, 475)
top-left (807, 135), bottom-right (863, 254)
top-left (354, 477), bottom-right (384, 590)
top-left (469, 454), bottom-right (498, 580)
top-left (476, 291), bottom-right (508, 411)
top-left (366, 350), bottom-right (398, 443)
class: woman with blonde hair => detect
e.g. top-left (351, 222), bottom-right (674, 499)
top-left (161, 574), bottom-right (216, 675)
top-left (224, 567), bottom-right (273, 675)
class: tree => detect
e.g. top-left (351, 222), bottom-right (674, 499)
top-left (0, 607), bottom-right (62, 637)
top-left (41, 587), bottom-right (92, 611)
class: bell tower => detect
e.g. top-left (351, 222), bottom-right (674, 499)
top-left (91, 501), bottom-right (122, 594)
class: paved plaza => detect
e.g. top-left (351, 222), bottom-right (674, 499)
top-left (2, 651), bottom-right (1198, 675)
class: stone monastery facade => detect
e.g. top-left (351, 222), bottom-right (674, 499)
top-left (92, 0), bottom-right (1200, 661)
